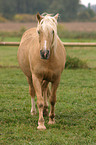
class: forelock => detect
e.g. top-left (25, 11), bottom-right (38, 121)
top-left (37, 14), bottom-right (57, 33)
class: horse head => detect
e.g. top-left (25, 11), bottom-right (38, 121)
top-left (36, 13), bottom-right (59, 59)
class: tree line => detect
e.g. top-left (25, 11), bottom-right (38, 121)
top-left (0, 0), bottom-right (80, 21)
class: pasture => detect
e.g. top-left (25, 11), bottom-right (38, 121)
top-left (0, 35), bottom-right (96, 144)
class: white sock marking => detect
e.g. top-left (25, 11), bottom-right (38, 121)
top-left (31, 98), bottom-right (36, 113)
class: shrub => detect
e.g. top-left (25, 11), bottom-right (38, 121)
top-left (57, 23), bottom-right (67, 38)
top-left (77, 11), bottom-right (90, 21)
top-left (0, 15), bottom-right (8, 22)
top-left (14, 14), bottom-right (36, 22)
top-left (18, 27), bottom-right (26, 36)
top-left (91, 16), bottom-right (96, 22)
top-left (77, 9), bottom-right (96, 21)
top-left (65, 55), bottom-right (88, 69)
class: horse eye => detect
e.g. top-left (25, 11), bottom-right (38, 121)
top-left (38, 30), bottom-right (40, 35)
top-left (52, 30), bottom-right (54, 35)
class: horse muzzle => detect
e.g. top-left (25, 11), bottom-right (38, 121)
top-left (40, 50), bottom-right (50, 59)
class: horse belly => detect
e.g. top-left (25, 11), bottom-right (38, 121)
top-left (17, 45), bottom-right (31, 78)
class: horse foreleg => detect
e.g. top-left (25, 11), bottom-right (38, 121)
top-left (27, 77), bottom-right (36, 115)
top-left (42, 81), bottom-right (49, 116)
top-left (32, 74), bottom-right (46, 130)
top-left (48, 78), bottom-right (60, 124)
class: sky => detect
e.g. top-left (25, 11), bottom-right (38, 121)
top-left (80, 0), bottom-right (96, 6)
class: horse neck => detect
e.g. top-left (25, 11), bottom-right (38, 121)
top-left (49, 40), bottom-right (57, 60)
top-left (51, 34), bottom-right (58, 54)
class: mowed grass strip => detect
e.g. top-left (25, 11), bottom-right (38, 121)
top-left (0, 47), bottom-right (18, 67)
top-left (0, 68), bottom-right (96, 145)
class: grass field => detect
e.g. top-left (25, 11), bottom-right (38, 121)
top-left (0, 45), bottom-right (96, 68)
top-left (0, 68), bottom-right (96, 144)
top-left (1, 36), bottom-right (96, 43)
top-left (0, 36), bottom-right (96, 144)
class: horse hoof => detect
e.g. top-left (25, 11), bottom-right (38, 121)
top-left (48, 118), bottom-right (55, 124)
top-left (37, 125), bottom-right (46, 130)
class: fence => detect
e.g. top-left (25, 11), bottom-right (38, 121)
top-left (0, 42), bottom-right (96, 47)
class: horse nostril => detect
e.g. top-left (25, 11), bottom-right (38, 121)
top-left (45, 50), bottom-right (49, 57)
top-left (40, 50), bottom-right (50, 59)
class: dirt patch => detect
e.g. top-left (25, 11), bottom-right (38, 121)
top-left (0, 22), bottom-right (37, 32)
top-left (63, 22), bottom-right (96, 32)
top-left (0, 22), bottom-right (96, 32)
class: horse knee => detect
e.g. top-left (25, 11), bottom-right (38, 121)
top-left (37, 97), bottom-right (44, 109)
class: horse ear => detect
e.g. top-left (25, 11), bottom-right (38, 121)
top-left (54, 13), bottom-right (59, 20)
top-left (36, 12), bottom-right (43, 23)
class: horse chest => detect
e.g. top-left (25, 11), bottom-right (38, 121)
top-left (34, 64), bottom-right (60, 82)
top-left (43, 69), bottom-right (58, 82)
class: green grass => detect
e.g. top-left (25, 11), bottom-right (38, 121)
top-left (0, 37), bottom-right (96, 144)
top-left (0, 68), bottom-right (96, 145)
top-left (0, 45), bottom-right (96, 68)
top-left (0, 46), bottom-right (18, 66)
top-left (66, 47), bottom-right (96, 68)
top-left (61, 38), bottom-right (96, 42)
top-left (0, 36), bottom-right (96, 43)
top-left (3, 37), bottom-right (21, 42)
top-left (0, 36), bottom-right (21, 42)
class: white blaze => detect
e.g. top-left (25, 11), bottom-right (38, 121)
top-left (44, 40), bottom-right (47, 50)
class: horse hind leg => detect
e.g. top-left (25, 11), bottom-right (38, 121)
top-left (27, 77), bottom-right (36, 115)
top-left (48, 78), bottom-right (60, 124)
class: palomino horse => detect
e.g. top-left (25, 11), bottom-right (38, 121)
top-left (17, 13), bottom-right (66, 130)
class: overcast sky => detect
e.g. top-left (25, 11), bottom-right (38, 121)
top-left (80, 0), bottom-right (96, 6)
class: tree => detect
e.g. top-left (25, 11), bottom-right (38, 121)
top-left (0, 0), bottom-right (80, 21)
top-left (48, 0), bottom-right (80, 21)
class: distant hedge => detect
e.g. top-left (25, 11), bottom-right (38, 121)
top-left (0, 15), bottom-right (8, 22)
top-left (14, 14), bottom-right (36, 22)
